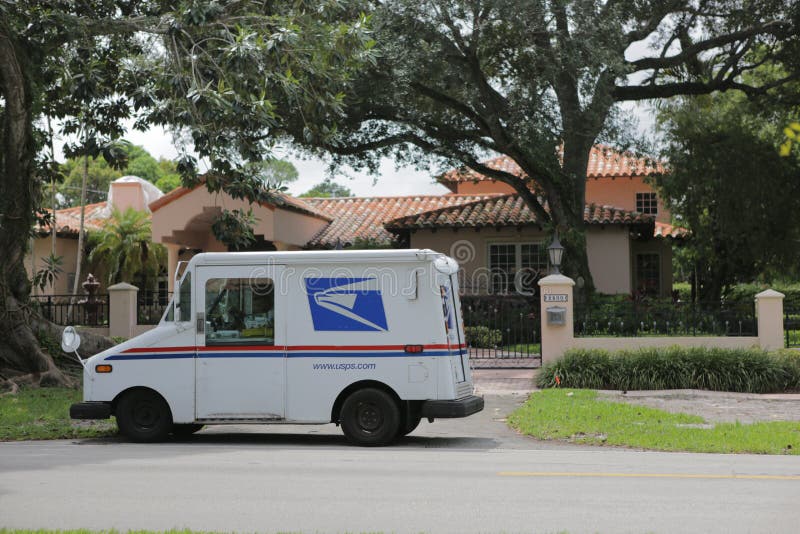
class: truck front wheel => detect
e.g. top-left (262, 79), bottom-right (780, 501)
top-left (340, 388), bottom-right (400, 446)
top-left (116, 389), bottom-right (173, 443)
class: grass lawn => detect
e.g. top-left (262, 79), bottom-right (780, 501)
top-left (501, 343), bottom-right (541, 354)
top-left (508, 389), bottom-right (800, 455)
top-left (0, 388), bottom-right (116, 441)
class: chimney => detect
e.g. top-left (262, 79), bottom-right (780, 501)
top-left (110, 180), bottom-right (146, 212)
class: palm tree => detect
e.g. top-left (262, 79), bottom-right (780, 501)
top-left (89, 207), bottom-right (166, 289)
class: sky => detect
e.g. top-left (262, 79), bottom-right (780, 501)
top-left (121, 125), bottom-right (453, 197)
top-left (114, 98), bottom-right (658, 199)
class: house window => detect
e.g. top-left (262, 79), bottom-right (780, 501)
top-left (488, 242), bottom-right (548, 294)
top-left (635, 253), bottom-right (660, 296)
top-left (636, 192), bottom-right (658, 214)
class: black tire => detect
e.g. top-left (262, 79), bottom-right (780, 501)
top-left (171, 424), bottom-right (204, 438)
top-left (340, 388), bottom-right (400, 446)
top-left (116, 389), bottom-right (173, 443)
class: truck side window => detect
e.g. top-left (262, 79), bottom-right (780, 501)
top-left (205, 278), bottom-right (274, 346)
top-left (178, 272), bottom-right (192, 321)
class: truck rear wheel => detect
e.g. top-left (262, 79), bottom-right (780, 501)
top-left (340, 388), bottom-right (400, 446)
top-left (116, 389), bottom-right (173, 443)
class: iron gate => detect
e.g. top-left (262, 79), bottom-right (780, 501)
top-left (460, 295), bottom-right (541, 365)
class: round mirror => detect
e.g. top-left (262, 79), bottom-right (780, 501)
top-left (61, 326), bottom-right (81, 353)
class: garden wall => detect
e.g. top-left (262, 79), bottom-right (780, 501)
top-left (539, 275), bottom-right (784, 365)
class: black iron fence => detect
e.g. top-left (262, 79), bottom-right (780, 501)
top-left (460, 295), bottom-right (540, 361)
top-left (31, 294), bottom-right (109, 327)
top-left (786, 308), bottom-right (800, 348)
top-left (574, 300), bottom-right (758, 337)
top-left (137, 291), bottom-right (172, 325)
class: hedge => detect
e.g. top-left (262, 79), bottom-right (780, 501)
top-left (537, 347), bottom-right (800, 394)
top-left (673, 281), bottom-right (800, 310)
top-left (464, 326), bottom-right (503, 347)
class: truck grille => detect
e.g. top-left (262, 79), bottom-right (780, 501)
top-left (456, 381), bottom-right (473, 399)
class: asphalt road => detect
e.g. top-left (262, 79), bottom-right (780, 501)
top-left (2, 395), bottom-right (799, 534)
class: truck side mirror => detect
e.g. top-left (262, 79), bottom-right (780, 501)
top-left (61, 326), bottom-right (81, 353)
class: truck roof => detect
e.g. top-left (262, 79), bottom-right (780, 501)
top-left (189, 248), bottom-right (446, 266)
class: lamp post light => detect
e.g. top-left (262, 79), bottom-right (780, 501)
top-left (548, 230), bottom-right (565, 275)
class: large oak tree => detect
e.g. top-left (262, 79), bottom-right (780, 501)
top-left (293, 0), bottom-right (799, 290)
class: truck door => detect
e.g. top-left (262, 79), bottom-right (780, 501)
top-left (439, 275), bottom-right (467, 383)
top-left (194, 264), bottom-right (285, 420)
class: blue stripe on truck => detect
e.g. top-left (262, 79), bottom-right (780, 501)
top-left (105, 350), bottom-right (467, 361)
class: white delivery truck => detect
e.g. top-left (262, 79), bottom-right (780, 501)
top-left (67, 249), bottom-right (483, 446)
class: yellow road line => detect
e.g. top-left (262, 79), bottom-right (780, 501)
top-left (498, 472), bottom-right (800, 481)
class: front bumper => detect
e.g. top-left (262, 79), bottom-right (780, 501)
top-left (70, 402), bottom-right (112, 420)
top-left (420, 395), bottom-right (484, 418)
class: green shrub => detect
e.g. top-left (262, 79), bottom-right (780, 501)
top-left (673, 282), bottom-right (692, 301)
top-left (725, 282), bottom-right (800, 310)
top-left (538, 346), bottom-right (800, 393)
top-left (464, 326), bottom-right (503, 347)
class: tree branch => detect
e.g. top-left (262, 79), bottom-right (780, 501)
top-left (461, 159), bottom-right (551, 224)
top-left (409, 82), bottom-right (492, 135)
top-left (627, 20), bottom-right (790, 72)
top-left (613, 70), bottom-right (800, 101)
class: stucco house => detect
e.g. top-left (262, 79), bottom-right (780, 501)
top-left (29, 177), bottom-right (165, 295)
top-left (30, 146), bottom-right (683, 299)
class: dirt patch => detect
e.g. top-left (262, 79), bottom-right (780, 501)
top-left (597, 389), bottom-right (800, 424)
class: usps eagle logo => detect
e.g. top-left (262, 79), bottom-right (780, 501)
top-left (304, 277), bottom-right (388, 332)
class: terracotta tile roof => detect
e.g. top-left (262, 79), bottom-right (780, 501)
top-left (438, 157), bottom-right (524, 186)
top-left (586, 145), bottom-right (666, 178)
top-left (439, 145), bottom-right (666, 185)
top-left (39, 202), bottom-right (109, 235)
top-left (583, 203), bottom-right (652, 225)
top-left (303, 195), bottom-right (496, 247)
top-left (149, 184), bottom-right (331, 221)
top-left (274, 193), bottom-right (332, 220)
top-left (384, 194), bottom-right (651, 232)
top-left (654, 221), bottom-right (688, 239)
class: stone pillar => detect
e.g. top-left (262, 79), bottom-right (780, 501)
top-left (108, 282), bottom-right (139, 339)
top-left (755, 289), bottom-right (785, 351)
top-left (538, 274), bottom-right (576, 365)
top-left (166, 244), bottom-right (180, 293)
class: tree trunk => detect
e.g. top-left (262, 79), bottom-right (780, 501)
top-left (48, 115), bottom-right (57, 256)
top-left (0, 28), bottom-right (72, 390)
top-left (68, 141), bottom-right (89, 321)
top-left (554, 135), bottom-right (597, 299)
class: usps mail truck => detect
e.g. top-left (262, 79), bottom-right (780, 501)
top-left (67, 249), bottom-right (484, 446)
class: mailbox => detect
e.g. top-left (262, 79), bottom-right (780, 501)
top-left (546, 306), bottom-right (566, 326)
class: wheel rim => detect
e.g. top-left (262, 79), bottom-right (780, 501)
top-left (356, 401), bottom-right (383, 433)
top-left (131, 400), bottom-right (160, 430)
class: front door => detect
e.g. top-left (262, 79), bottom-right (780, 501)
top-left (195, 264), bottom-right (285, 419)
